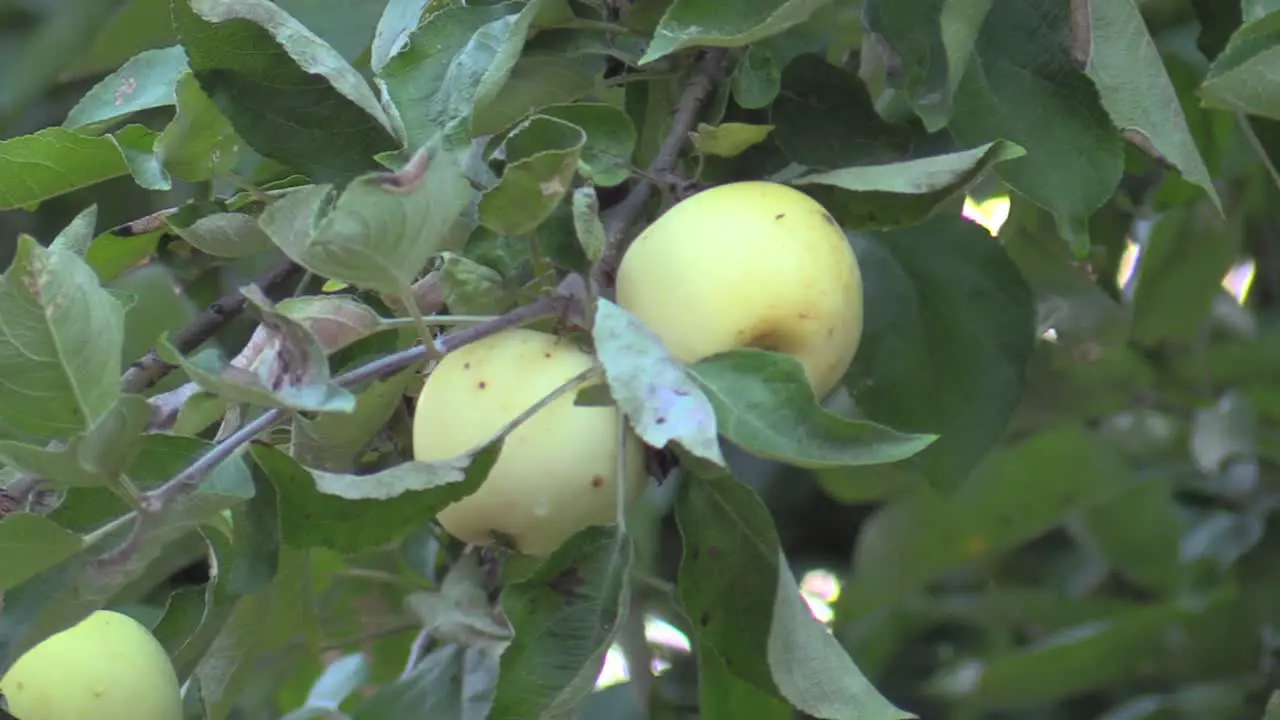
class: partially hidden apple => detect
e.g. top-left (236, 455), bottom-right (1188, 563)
top-left (412, 328), bottom-right (647, 556)
top-left (0, 610), bottom-right (182, 720)
top-left (615, 181), bottom-right (864, 398)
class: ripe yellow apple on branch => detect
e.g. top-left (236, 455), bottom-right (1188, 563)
top-left (411, 181), bottom-right (865, 557)
top-left (0, 610), bottom-right (183, 720)
top-left (616, 181), bottom-right (865, 399)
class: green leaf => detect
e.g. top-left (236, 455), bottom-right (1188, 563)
top-left (159, 286), bottom-right (356, 413)
top-left (1072, 477), bottom-right (1185, 596)
top-left (167, 211), bottom-right (274, 258)
top-left (690, 349), bottom-right (937, 469)
top-left (194, 546), bottom-right (318, 720)
top-left (571, 186), bottom-right (607, 263)
top-left (790, 140), bottom-right (1026, 229)
top-left (371, 0), bottom-right (434, 72)
top-left (676, 470), bottom-right (912, 719)
top-left (732, 44), bottom-right (783, 109)
top-left (472, 52), bottom-right (607, 139)
top-left (537, 103), bottom-right (638, 187)
top-left (846, 213), bottom-right (1035, 487)
top-left (699, 649), bottom-right (794, 720)
top-left (252, 441), bottom-right (502, 554)
top-left (927, 592), bottom-right (1256, 707)
top-left (0, 234), bottom-right (127, 438)
top-left (949, 0), bottom-right (1123, 250)
top-left (0, 434), bottom-right (253, 674)
top-left (291, 369), bottom-right (416, 473)
top-left (0, 515), bottom-right (84, 592)
top-left (1080, 0), bottom-right (1221, 209)
top-left (63, 45), bottom-right (190, 130)
top-left (379, 0), bottom-right (557, 147)
top-left (479, 115), bottom-right (586, 236)
top-left (0, 126), bottom-right (170, 210)
top-left (260, 144), bottom-right (476, 296)
top-left (640, 0), bottom-right (829, 64)
top-left (770, 54), bottom-right (911, 170)
top-left (1201, 10), bottom-right (1280, 121)
top-left (490, 526), bottom-right (633, 719)
top-left (154, 72), bottom-right (241, 183)
top-left (438, 253), bottom-right (512, 315)
top-left (691, 122), bottom-right (775, 158)
top-left (592, 299), bottom-right (727, 466)
top-left (172, 0), bottom-right (399, 180)
top-left (1130, 202), bottom-right (1244, 347)
top-left (153, 529), bottom-right (243, 680)
top-left (838, 425), bottom-right (1136, 618)
top-left (0, 394), bottom-right (151, 491)
top-left (862, 0), bottom-right (994, 132)
top-left (354, 643), bottom-right (499, 719)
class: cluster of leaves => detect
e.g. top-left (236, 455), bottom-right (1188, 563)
top-left (0, 0), bottom-right (1278, 718)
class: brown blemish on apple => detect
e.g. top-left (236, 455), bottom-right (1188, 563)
top-left (478, 381), bottom-right (487, 390)
top-left (775, 213), bottom-right (785, 220)
top-left (590, 475), bottom-right (604, 488)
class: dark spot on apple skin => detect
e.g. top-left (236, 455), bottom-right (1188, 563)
top-left (590, 475), bottom-right (604, 488)
top-left (544, 352), bottom-right (552, 359)
top-left (655, 416), bottom-right (667, 425)
top-left (822, 211), bottom-right (840, 228)
top-left (775, 213), bottom-right (785, 220)
top-left (478, 381), bottom-right (487, 390)
top-left (463, 362), bottom-right (471, 369)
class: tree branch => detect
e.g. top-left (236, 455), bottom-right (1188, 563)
top-left (592, 48), bottom-right (727, 294)
top-left (93, 294), bottom-right (571, 569)
top-left (120, 258), bottom-right (304, 394)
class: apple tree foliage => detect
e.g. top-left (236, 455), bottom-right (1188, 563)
top-left (0, 0), bottom-right (1279, 718)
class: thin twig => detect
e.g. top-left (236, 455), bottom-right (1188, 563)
top-left (121, 258), bottom-right (304, 394)
top-left (592, 49), bottom-right (727, 294)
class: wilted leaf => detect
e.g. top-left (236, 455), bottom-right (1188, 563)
top-left (159, 286), bottom-right (356, 413)
top-left (592, 299), bottom-right (726, 466)
top-left (63, 45), bottom-right (190, 130)
top-left (479, 115), bottom-right (586, 236)
top-left (276, 295), bottom-right (384, 355)
top-left (0, 235), bottom-right (127, 438)
top-left (791, 140), bottom-right (1026, 228)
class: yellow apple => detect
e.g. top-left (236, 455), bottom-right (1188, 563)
top-left (412, 328), bottom-right (647, 556)
top-left (614, 181), bottom-right (863, 398)
top-left (0, 610), bottom-right (182, 720)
